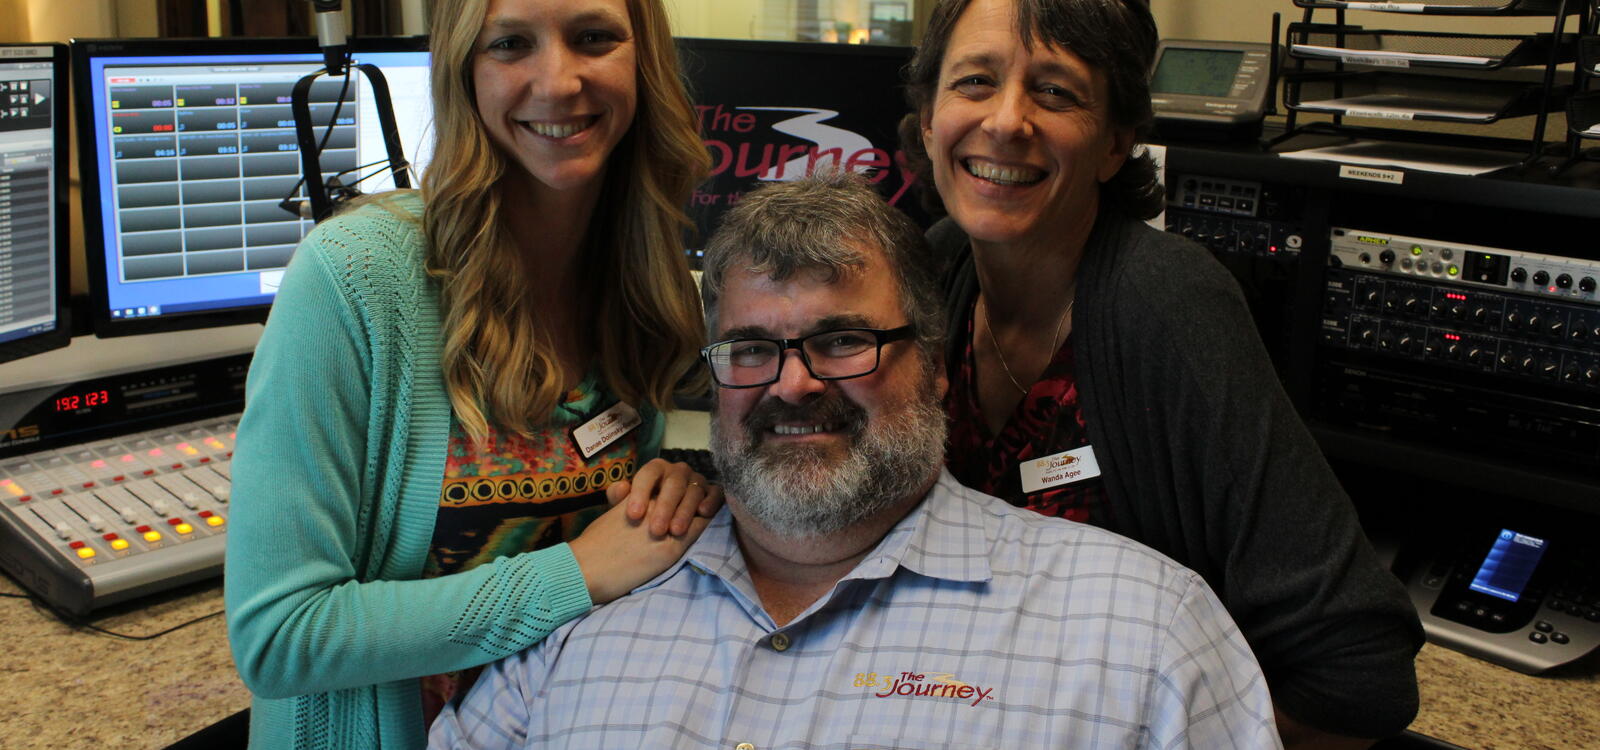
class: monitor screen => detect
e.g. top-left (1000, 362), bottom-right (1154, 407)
top-left (1468, 528), bottom-right (1549, 603)
top-left (674, 39), bottom-right (925, 267)
top-left (1151, 47), bottom-right (1243, 99)
top-left (0, 43), bottom-right (70, 365)
top-left (72, 36), bottom-right (433, 337)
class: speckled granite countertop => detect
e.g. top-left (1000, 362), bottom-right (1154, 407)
top-left (1408, 641), bottom-right (1600, 749)
top-left (1, 571), bottom-right (1596, 749)
top-left (0, 574), bottom-right (248, 748)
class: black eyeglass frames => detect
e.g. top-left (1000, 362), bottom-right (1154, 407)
top-left (700, 326), bottom-right (915, 388)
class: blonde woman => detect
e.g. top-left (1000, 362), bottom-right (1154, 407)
top-left (225, 0), bottom-right (717, 747)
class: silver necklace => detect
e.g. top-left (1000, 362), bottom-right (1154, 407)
top-left (980, 294), bottom-right (1076, 396)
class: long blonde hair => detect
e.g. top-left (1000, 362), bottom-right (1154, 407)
top-left (422, 0), bottom-right (710, 441)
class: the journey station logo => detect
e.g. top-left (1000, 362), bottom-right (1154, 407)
top-left (1033, 453), bottom-right (1082, 484)
top-left (853, 671), bottom-right (996, 707)
top-left (695, 104), bottom-right (918, 209)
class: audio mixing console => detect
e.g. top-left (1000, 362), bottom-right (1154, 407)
top-left (1, 415), bottom-right (235, 614)
top-left (0, 330), bottom-right (252, 614)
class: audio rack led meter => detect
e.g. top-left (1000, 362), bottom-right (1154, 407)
top-left (1150, 39), bottom-right (1275, 140)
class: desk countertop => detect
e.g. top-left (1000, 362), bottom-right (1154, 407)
top-left (1, 571), bottom-right (1596, 749)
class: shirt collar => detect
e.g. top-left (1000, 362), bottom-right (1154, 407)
top-left (637, 467), bottom-right (994, 597)
top-left (848, 468), bottom-right (994, 585)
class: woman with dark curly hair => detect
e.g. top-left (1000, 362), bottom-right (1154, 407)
top-left (899, 1), bottom-right (1422, 747)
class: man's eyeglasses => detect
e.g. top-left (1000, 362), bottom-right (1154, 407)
top-left (700, 326), bottom-right (915, 388)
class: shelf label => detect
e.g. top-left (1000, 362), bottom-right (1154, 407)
top-left (1342, 108), bottom-right (1415, 121)
top-left (1339, 165), bottom-right (1405, 186)
top-left (1345, 2), bottom-right (1427, 11)
top-left (1341, 54), bottom-right (1411, 68)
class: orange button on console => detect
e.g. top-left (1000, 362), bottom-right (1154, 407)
top-left (109, 538), bottom-right (130, 551)
top-left (175, 523), bottom-right (194, 535)
top-left (142, 530), bottom-right (163, 543)
top-left (76, 547), bottom-right (96, 560)
top-left (205, 516), bottom-right (225, 527)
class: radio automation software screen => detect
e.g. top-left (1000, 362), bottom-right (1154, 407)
top-left (75, 40), bottom-right (431, 335)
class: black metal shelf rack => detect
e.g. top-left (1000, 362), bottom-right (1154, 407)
top-left (1278, 0), bottom-right (1591, 164)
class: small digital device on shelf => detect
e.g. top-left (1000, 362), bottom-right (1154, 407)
top-left (1149, 39), bottom-right (1275, 141)
top-left (0, 43), bottom-right (70, 365)
top-left (70, 36), bottom-right (432, 338)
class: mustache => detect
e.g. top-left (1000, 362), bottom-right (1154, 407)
top-left (741, 392), bottom-right (867, 438)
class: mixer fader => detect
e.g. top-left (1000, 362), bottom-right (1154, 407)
top-left (0, 415), bottom-right (236, 613)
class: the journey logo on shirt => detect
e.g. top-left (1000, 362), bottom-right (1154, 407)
top-left (854, 671), bottom-right (995, 707)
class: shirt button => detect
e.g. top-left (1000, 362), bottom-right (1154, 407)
top-left (770, 632), bottom-right (790, 652)
top-left (736, 744), bottom-right (756, 750)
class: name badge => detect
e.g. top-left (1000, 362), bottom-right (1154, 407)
top-left (571, 401), bottom-right (642, 460)
top-left (1019, 445), bottom-right (1101, 494)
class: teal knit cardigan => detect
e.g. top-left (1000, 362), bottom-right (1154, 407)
top-left (225, 194), bottom-right (654, 749)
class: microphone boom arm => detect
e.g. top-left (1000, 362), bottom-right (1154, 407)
top-left (290, 62), bottom-right (412, 222)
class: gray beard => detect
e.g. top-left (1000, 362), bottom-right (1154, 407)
top-left (711, 390), bottom-right (948, 539)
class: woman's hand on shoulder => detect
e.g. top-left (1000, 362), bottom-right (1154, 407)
top-left (567, 459), bottom-right (724, 605)
top-left (567, 499), bottom-right (711, 605)
top-left (605, 457), bottom-right (723, 537)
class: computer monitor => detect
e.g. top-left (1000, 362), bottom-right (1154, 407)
top-left (71, 36), bottom-right (433, 337)
top-left (673, 39), bottom-right (923, 267)
top-left (0, 43), bottom-right (71, 365)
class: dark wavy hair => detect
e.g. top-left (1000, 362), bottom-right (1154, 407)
top-left (897, 0), bottom-right (1164, 220)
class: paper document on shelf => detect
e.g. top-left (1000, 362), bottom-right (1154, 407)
top-left (1278, 140), bottom-right (1520, 176)
top-left (1290, 44), bottom-right (1493, 67)
top-left (1304, 94), bottom-right (1499, 122)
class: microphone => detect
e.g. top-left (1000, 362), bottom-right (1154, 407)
top-left (310, 0), bottom-right (349, 76)
top-left (286, 0), bottom-right (413, 222)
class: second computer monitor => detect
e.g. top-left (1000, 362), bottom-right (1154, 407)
top-left (72, 36), bottom-right (433, 337)
top-left (0, 43), bottom-right (70, 365)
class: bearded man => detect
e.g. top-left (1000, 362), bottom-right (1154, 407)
top-left (429, 172), bottom-right (1281, 750)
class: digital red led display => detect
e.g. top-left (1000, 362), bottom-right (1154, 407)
top-left (54, 390), bottom-right (112, 413)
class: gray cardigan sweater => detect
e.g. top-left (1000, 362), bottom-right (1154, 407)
top-left (933, 213), bottom-right (1423, 738)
